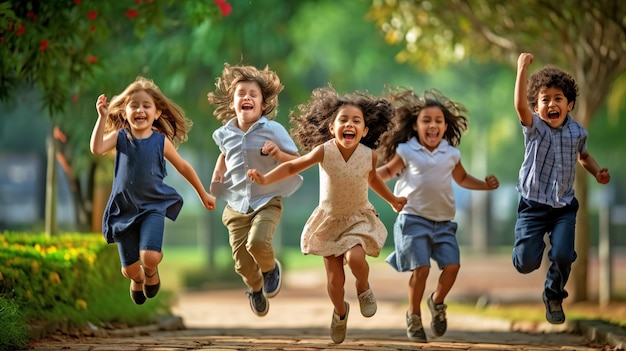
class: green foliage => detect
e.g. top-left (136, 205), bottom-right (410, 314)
top-left (0, 295), bottom-right (29, 351)
top-left (0, 0), bottom-right (226, 116)
top-left (0, 232), bottom-right (173, 344)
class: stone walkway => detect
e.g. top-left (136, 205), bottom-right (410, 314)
top-left (28, 254), bottom-right (626, 350)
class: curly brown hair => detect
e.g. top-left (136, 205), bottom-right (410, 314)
top-left (527, 65), bottom-right (578, 111)
top-left (105, 76), bottom-right (192, 147)
top-left (378, 87), bottom-right (468, 163)
top-left (289, 85), bottom-right (395, 152)
top-left (207, 63), bottom-right (284, 124)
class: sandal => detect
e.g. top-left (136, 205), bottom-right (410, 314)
top-left (130, 279), bottom-right (146, 305)
top-left (144, 268), bottom-right (160, 298)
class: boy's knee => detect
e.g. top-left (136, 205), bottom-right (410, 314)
top-left (512, 257), bottom-right (541, 274)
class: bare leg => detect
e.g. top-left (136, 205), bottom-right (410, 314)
top-left (408, 266), bottom-right (429, 316)
top-left (433, 263), bottom-right (460, 303)
top-left (324, 255), bottom-right (347, 317)
top-left (345, 245), bottom-right (369, 294)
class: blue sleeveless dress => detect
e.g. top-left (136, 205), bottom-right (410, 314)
top-left (102, 129), bottom-right (183, 243)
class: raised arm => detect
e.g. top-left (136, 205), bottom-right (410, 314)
top-left (164, 138), bottom-right (216, 210)
top-left (261, 140), bottom-right (300, 163)
top-left (369, 151), bottom-right (406, 212)
top-left (452, 160), bottom-right (499, 190)
top-left (90, 94), bottom-right (118, 155)
top-left (514, 53), bottom-right (534, 127)
top-left (247, 144), bottom-right (324, 185)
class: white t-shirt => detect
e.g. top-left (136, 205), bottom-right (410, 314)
top-left (393, 137), bottom-right (460, 222)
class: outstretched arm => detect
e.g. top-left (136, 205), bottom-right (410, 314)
top-left (164, 139), bottom-right (216, 210)
top-left (210, 153), bottom-right (227, 195)
top-left (514, 53), bottom-right (534, 127)
top-left (452, 161), bottom-right (499, 190)
top-left (90, 94), bottom-right (118, 155)
top-left (247, 144), bottom-right (323, 185)
top-left (579, 151), bottom-right (610, 184)
top-left (376, 153), bottom-right (405, 182)
top-left (369, 151), bottom-right (406, 212)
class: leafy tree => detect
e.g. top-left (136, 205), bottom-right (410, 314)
top-left (0, 0), bottom-right (228, 234)
top-left (367, 0), bottom-right (626, 301)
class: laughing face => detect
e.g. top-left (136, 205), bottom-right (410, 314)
top-left (414, 106), bottom-right (447, 152)
top-left (535, 86), bottom-right (573, 128)
top-left (124, 90), bottom-right (161, 138)
top-left (329, 104), bottom-right (368, 151)
top-left (232, 81), bottom-right (263, 132)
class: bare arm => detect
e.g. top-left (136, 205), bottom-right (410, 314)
top-left (578, 151), bottom-right (611, 184)
top-left (247, 144), bottom-right (324, 185)
top-left (90, 94), bottom-right (118, 155)
top-left (376, 153), bottom-right (406, 182)
top-left (369, 151), bottom-right (406, 212)
top-left (164, 139), bottom-right (216, 210)
top-left (515, 53), bottom-right (534, 127)
top-left (209, 153), bottom-right (226, 194)
top-left (452, 161), bottom-right (499, 190)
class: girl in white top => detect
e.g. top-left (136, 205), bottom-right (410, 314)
top-left (377, 88), bottom-right (499, 342)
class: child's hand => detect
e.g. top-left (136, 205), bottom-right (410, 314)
top-left (596, 168), bottom-right (610, 184)
top-left (95, 94), bottom-right (108, 117)
top-left (200, 192), bottom-right (216, 211)
top-left (261, 141), bottom-right (280, 159)
top-left (247, 169), bottom-right (265, 184)
top-left (518, 53), bottom-right (533, 71)
top-left (485, 175), bottom-right (499, 190)
top-left (392, 196), bottom-right (407, 213)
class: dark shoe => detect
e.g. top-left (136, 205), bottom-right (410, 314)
top-left (247, 289), bottom-right (269, 317)
top-left (144, 269), bottom-right (160, 298)
top-left (330, 301), bottom-right (349, 344)
top-left (262, 258), bottom-right (283, 298)
top-left (406, 312), bottom-right (427, 342)
top-left (130, 280), bottom-right (146, 305)
top-left (427, 292), bottom-right (448, 336)
top-left (543, 292), bottom-right (565, 324)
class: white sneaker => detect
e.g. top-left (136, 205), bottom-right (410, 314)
top-left (330, 301), bottom-right (349, 344)
top-left (357, 287), bottom-right (377, 317)
top-left (406, 313), bottom-right (427, 342)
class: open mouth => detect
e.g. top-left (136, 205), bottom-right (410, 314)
top-left (548, 111), bottom-right (560, 120)
top-left (242, 103), bottom-right (253, 111)
top-left (343, 132), bottom-right (355, 141)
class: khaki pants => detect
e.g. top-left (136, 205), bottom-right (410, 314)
top-left (222, 196), bottom-right (283, 291)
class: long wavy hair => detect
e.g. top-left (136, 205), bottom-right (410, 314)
top-left (378, 87), bottom-right (468, 163)
top-left (104, 76), bottom-right (192, 147)
top-left (290, 85), bottom-right (395, 152)
top-left (207, 63), bottom-right (284, 124)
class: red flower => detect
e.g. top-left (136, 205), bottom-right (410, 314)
top-left (27, 11), bottom-right (37, 21)
top-left (88, 55), bottom-right (98, 63)
top-left (16, 23), bottom-right (25, 36)
top-left (39, 39), bottom-right (48, 51)
top-left (126, 9), bottom-right (139, 19)
top-left (87, 11), bottom-right (97, 21)
top-left (214, 0), bottom-right (232, 16)
top-left (91, 25), bottom-right (96, 32)
top-left (73, 0), bottom-right (81, 4)
top-left (134, 0), bottom-right (141, 3)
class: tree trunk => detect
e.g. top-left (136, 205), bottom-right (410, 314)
top-left (44, 136), bottom-right (57, 237)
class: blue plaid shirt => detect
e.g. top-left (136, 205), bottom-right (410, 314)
top-left (516, 113), bottom-right (587, 208)
top-left (212, 116), bottom-right (303, 213)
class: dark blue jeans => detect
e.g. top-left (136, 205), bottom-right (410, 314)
top-left (512, 197), bottom-right (579, 300)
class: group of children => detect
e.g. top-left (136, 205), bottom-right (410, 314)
top-left (89, 52), bottom-right (611, 344)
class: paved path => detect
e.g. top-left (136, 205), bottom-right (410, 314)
top-left (28, 254), bottom-right (626, 350)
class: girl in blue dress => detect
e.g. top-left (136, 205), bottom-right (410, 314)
top-left (90, 77), bottom-right (215, 304)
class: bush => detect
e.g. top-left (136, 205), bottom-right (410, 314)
top-left (0, 296), bottom-right (29, 351)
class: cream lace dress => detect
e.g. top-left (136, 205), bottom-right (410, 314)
top-left (300, 139), bottom-right (388, 257)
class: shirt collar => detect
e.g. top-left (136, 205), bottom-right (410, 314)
top-left (407, 136), bottom-right (449, 153)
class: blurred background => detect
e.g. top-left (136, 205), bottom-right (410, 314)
top-left (1, 0), bottom-right (624, 302)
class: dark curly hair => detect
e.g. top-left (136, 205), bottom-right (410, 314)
top-left (207, 63), bottom-right (284, 124)
top-left (527, 65), bottom-right (578, 111)
top-left (290, 85), bottom-right (394, 152)
top-left (378, 87), bottom-right (469, 163)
